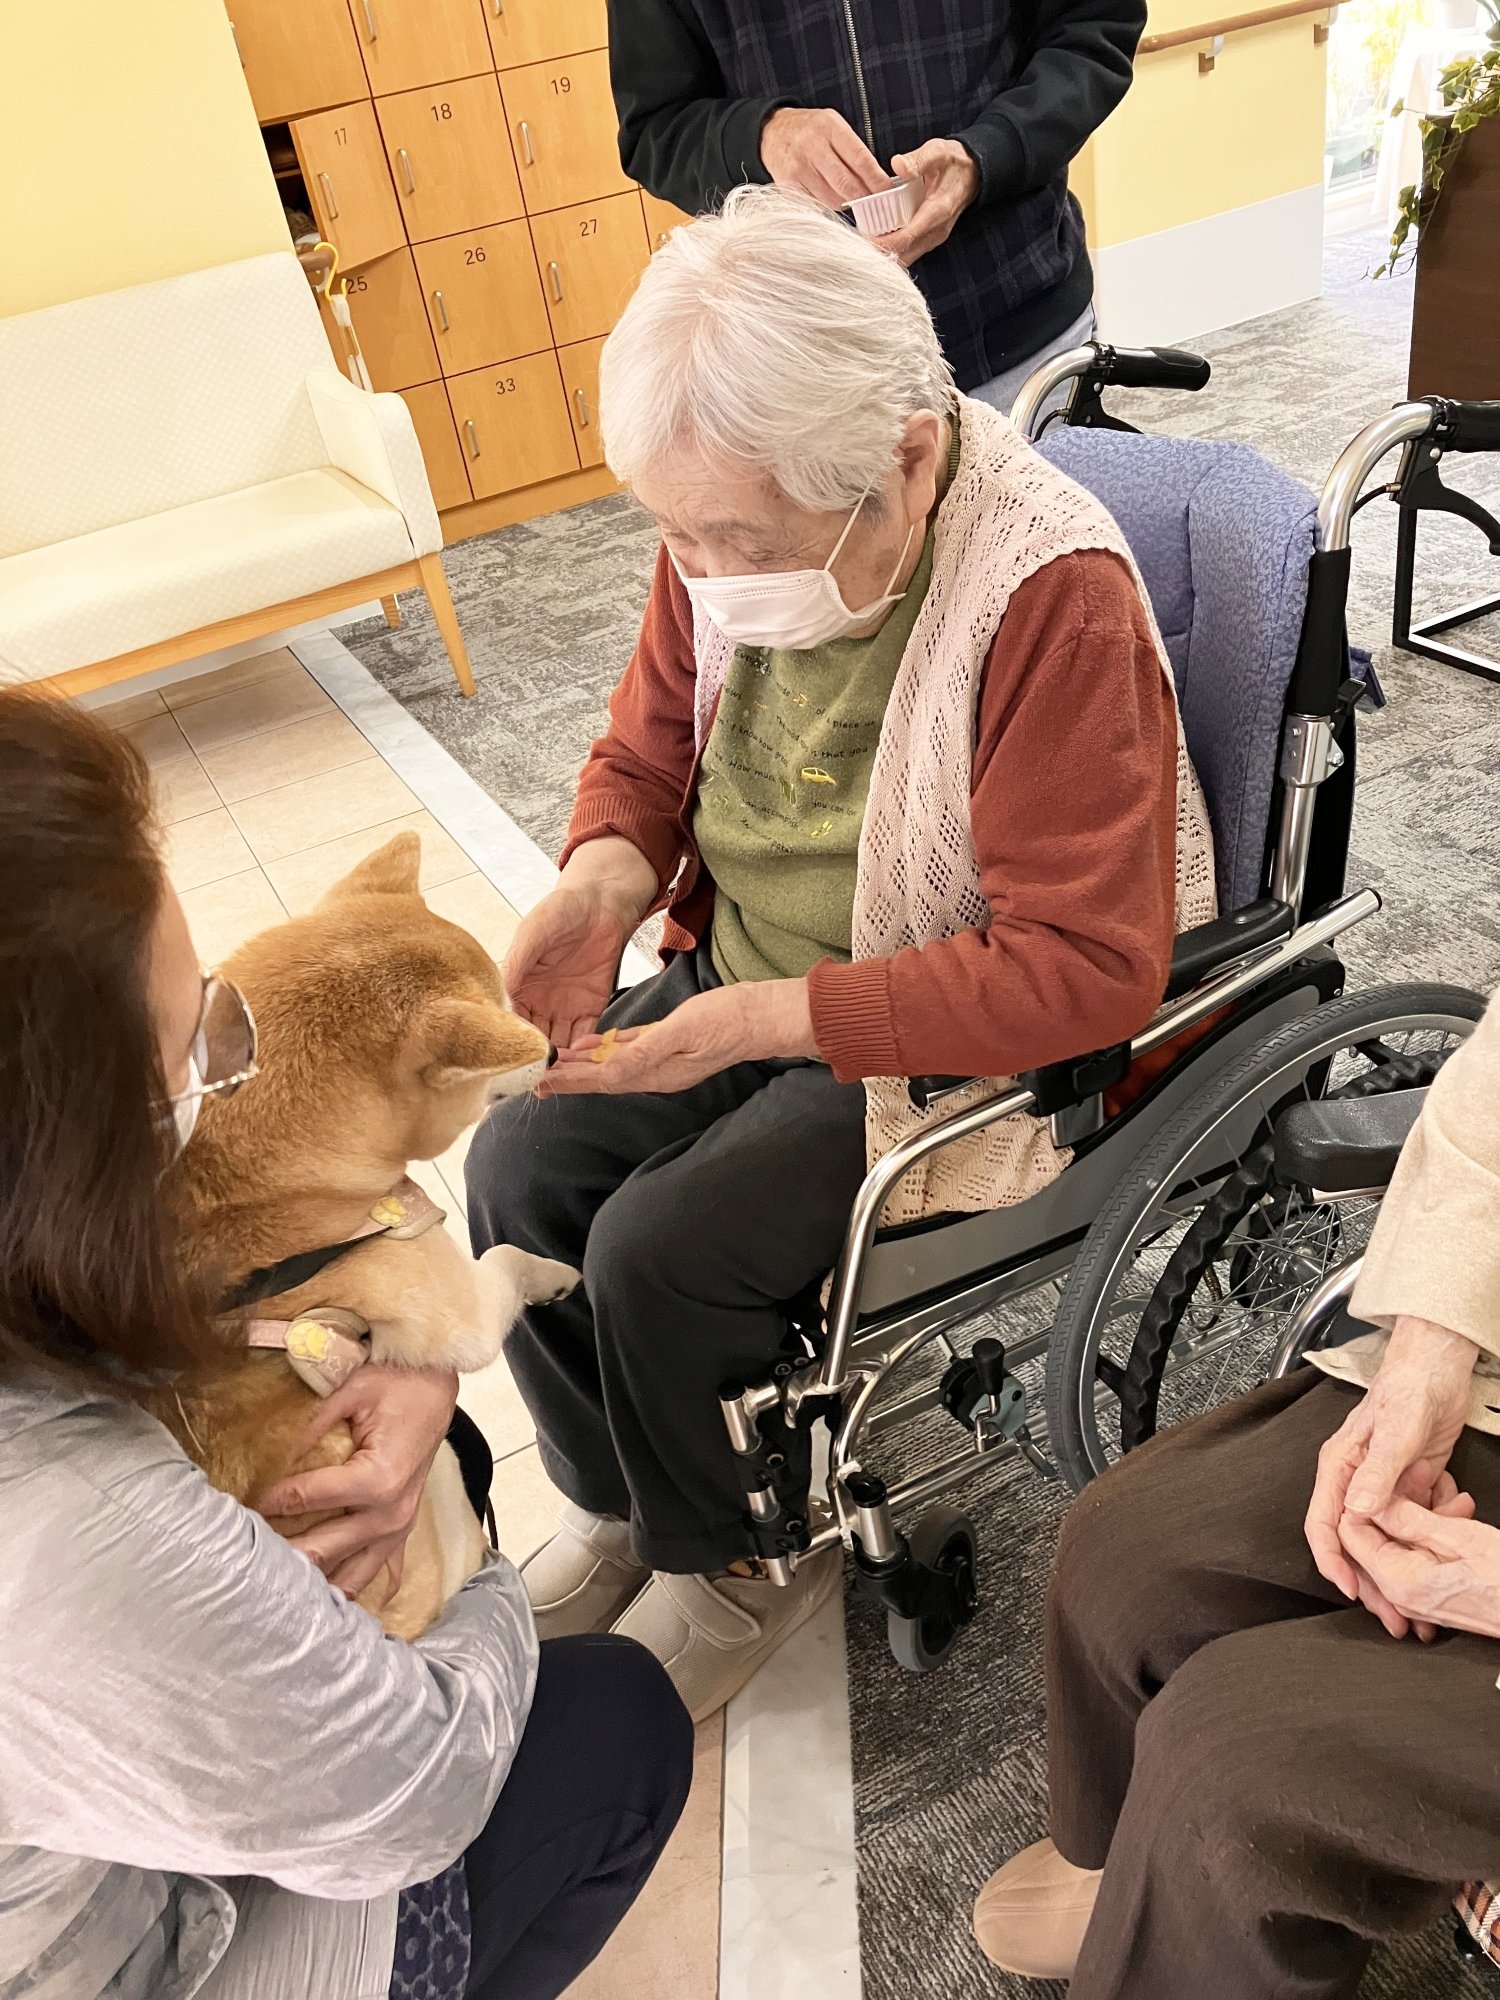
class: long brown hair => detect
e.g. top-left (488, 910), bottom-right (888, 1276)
top-left (0, 688), bottom-right (215, 1388)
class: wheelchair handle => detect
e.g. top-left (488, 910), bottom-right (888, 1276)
top-left (1424, 395), bottom-right (1500, 454)
top-left (1094, 344), bottom-right (1211, 393)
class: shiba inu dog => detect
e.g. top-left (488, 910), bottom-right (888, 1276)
top-left (162, 831), bottom-right (574, 1638)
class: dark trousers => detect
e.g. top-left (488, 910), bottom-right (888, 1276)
top-left (463, 1633), bottom-right (693, 2000)
top-left (1050, 1368), bottom-right (1500, 2000)
top-left (465, 949), bottom-right (869, 1573)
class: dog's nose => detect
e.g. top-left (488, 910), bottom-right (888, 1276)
top-left (545, 1043), bottom-right (559, 1069)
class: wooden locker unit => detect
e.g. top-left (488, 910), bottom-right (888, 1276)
top-left (229, 0), bottom-right (368, 121)
top-left (399, 383), bottom-right (474, 508)
top-left (293, 100), bottom-right (407, 271)
top-left (413, 222), bottom-right (553, 374)
top-left (376, 73), bottom-right (524, 241)
top-left (528, 193), bottom-right (650, 346)
top-left (348, 0), bottom-right (494, 97)
top-left (334, 247), bottom-right (441, 389)
top-left (486, 0), bottom-right (608, 70)
top-left (557, 336), bottom-right (606, 468)
top-left (501, 52), bottom-right (635, 214)
top-left (641, 189), bottom-right (694, 249)
top-left (242, 0), bottom-right (668, 530)
top-left (445, 352), bottom-right (580, 497)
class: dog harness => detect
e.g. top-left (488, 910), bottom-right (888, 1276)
top-left (227, 1176), bottom-right (446, 1396)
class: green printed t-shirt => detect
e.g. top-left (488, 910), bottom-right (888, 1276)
top-left (693, 526), bottom-right (936, 986)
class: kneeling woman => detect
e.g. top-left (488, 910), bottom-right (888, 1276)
top-left (468, 185), bottom-right (1217, 1720)
top-left (0, 691), bottom-right (691, 2000)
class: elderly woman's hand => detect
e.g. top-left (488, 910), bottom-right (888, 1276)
top-left (502, 837), bottom-right (658, 1050)
top-left (1339, 1492), bottom-right (1500, 1641)
top-left (543, 980), bottom-right (818, 1096)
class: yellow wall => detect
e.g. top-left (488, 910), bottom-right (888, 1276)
top-left (0, 0), bottom-right (288, 318)
top-left (1074, 14), bottom-right (1328, 249)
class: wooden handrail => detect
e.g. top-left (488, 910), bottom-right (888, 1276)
top-left (1139, 0), bottom-right (1332, 54)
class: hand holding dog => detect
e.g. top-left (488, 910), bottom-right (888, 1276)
top-left (259, 1365), bottom-right (460, 1603)
top-left (544, 979), bottom-right (819, 1096)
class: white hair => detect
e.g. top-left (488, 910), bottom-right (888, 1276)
top-left (599, 184), bottom-right (954, 515)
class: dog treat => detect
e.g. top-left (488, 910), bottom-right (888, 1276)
top-left (588, 1024), bottom-right (656, 1063)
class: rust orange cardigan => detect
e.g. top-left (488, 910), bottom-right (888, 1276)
top-left (562, 542), bottom-right (1181, 1086)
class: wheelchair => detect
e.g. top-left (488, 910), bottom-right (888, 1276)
top-left (717, 341), bottom-right (1500, 1674)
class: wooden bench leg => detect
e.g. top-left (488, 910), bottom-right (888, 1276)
top-left (416, 553), bottom-right (476, 697)
top-left (381, 594), bottom-right (402, 630)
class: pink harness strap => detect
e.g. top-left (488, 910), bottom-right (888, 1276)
top-left (235, 1177), bottom-right (446, 1396)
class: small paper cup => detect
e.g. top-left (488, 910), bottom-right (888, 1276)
top-left (846, 179), bottom-right (920, 238)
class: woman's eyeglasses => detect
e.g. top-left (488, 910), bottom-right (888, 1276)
top-left (169, 972), bottom-right (260, 1113)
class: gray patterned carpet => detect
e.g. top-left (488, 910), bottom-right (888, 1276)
top-left (346, 224), bottom-right (1500, 1999)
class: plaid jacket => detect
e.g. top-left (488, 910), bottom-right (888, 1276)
top-left (608, 0), bottom-right (1145, 390)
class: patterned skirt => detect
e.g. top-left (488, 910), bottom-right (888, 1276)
top-left (389, 1860), bottom-right (471, 2000)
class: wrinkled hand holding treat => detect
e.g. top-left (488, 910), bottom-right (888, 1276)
top-left (589, 1024), bottom-right (655, 1063)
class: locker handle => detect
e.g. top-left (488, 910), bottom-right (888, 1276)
top-left (360, 0), bottom-right (378, 38)
top-left (575, 388), bottom-right (591, 428)
top-left (519, 120), bottom-right (535, 167)
top-left (317, 171), bottom-right (339, 221)
top-left (491, 0), bottom-right (504, 11)
top-left (398, 148), bottom-right (415, 195)
top-left (432, 289), bottom-right (450, 333)
top-left (547, 261), bottom-right (563, 303)
top-left (464, 419), bottom-right (481, 459)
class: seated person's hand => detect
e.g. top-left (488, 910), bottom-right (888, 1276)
top-left (1339, 1491), bottom-right (1500, 1641)
top-left (543, 979), bottom-right (817, 1097)
top-left (257, 1364), bottom-right (460, 1605)
top-left (759, 106), bottom-right (891, 208)
top-left (502, 837), bottom-right (657, 1050)
top-left (1304, 1313), bottom-right (1478, 1639)
top-left (879, 140), bottom-right (981, 266)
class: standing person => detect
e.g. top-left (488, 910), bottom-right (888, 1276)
top-left (607, 0), bottom-right (1144, 409)
top-left (0, 687), bottom-right (692, 2000)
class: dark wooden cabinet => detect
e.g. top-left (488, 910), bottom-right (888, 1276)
top-left (1408, 116), bottom-right (1500, 402)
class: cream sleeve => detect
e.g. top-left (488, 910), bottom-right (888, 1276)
top-left (1350, 988), bottom-right (1500, 1360)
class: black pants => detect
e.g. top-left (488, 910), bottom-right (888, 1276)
top-left (465, 948), bottom-right (869, 1573)
top-left (462, 1632), bottom-right (693, 2000)
top-left (1050, 1370), bottom-right (1500, 2000)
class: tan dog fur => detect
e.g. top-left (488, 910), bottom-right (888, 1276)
top-left (159, 832), bottom-right (576, 1638)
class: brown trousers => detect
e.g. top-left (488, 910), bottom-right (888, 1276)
top-left (1049, 1368), bottom-right (1500, 2000)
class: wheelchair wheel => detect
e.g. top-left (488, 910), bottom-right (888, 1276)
top-left (886, 1505), bottom-right (979, 1674)
top-left (1045, 983), bottom-right (1485, 1491)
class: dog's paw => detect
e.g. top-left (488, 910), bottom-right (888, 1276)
top-left (521, 1254), bottom-right (582, 1305)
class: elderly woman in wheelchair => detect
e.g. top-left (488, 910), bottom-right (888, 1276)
top-left (464, 184), bottom-right (1220, 1718)
top-left (976, 982), bottom-right (1500, 1999)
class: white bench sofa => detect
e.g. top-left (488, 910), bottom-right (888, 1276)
top-left (0, 251), bottom-right (475, 697)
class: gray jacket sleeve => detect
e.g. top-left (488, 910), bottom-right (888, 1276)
top-left (5, 1410), bottom-right (537, 1900)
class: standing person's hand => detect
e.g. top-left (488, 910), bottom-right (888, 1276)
top-left (878, 140), bottom-right (981, 265)
top-left (760, 107), bottom-right (890, 207)
top-left (501, 836), bottom-right (658, 1051)
top-left (1303, 1313), bottom-right (1478, 1638)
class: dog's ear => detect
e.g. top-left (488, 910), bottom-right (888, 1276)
top-left (320, 831), bottom-right (423, 906)
top-left (415, 996), bottom-right (547, 1089)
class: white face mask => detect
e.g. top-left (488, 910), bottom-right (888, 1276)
top-left (673, 493), bottom-right (916, 652)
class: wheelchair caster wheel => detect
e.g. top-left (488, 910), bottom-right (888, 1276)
top-left (886, 1505), bottom-right (979, 1674)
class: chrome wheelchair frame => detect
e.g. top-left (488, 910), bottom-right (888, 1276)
top-left (718, 344), bottom-right (1500, 1667)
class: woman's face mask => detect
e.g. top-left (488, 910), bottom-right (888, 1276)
top-left (162, 974), bottom-right (260, 1164)
top-left (673, 491), bottom-right (916, 652)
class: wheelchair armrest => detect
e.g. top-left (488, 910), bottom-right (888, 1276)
top-left (1274, 1089), bottom-right (1428, 1194)
top-left (1163, 898), bottom-right (1294, 1002)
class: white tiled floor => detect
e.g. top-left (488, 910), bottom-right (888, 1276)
top-left (93, 643), bottom-right (729, 2000)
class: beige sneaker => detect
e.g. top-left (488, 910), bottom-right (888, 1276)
top-left (521, 1504), bottom-right (649, 1639)
top-left (972, 1837), bottom-right (1103, 1979)
top-left (611, 1547), bottom-right (843, 1722)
